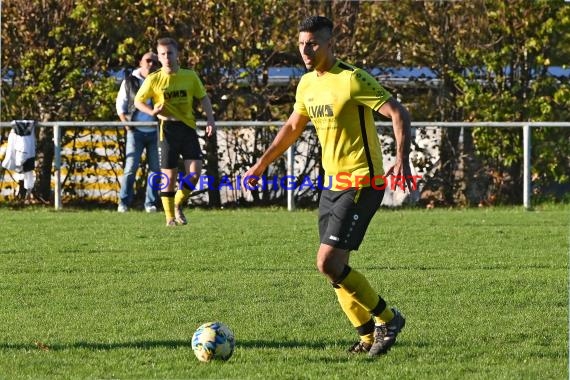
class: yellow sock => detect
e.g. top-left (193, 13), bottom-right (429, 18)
top-left (374, 308), bottom-right (394, 325)
top-left (339, 267), bottom-right (394, 324)
top-left (174, 187), bottom-right (192, 207)
top-left (161, 192), bottom-right (175, 220)
top-left (361, 332), bottom-right (374, 345)
top-left (339, 268), bottom-right (381, 311)
top-left (334, 286), bottom-right (372, 327)
top-left (334, 286), bottom-right (374, 344)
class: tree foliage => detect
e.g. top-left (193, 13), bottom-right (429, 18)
top-left (451, 0), bottom-right (570, 203)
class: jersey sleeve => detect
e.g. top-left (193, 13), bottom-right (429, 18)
top-left (293, 76), bottom-right (309, 117)
top-left (350, 68), bottom-right (392, 111)
top-left (134, 76), bottom-right (152, 104)
top-left (192, 71), bottom-right (207, 99)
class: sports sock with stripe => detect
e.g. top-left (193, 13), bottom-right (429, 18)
top-left (160, 191), bottom-right (176, 220)
top-left (336, 265), bottom-right (393, 324)
top-left (333, 284), bottom-right (374, 344)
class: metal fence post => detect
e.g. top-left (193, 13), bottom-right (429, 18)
top-left (53, 124), bottom-right (62, 210)
top-left (287, 145), bottom-right (295, 211)
top-left (523, 124), bottom-right (531, 210)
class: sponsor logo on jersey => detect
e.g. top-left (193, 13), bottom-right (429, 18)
top-left (308, 104), bottom-right (334, 118)
top-left (164, 89), bottom-right (188, 100)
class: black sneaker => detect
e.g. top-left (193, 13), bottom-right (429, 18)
top-left (369, 308), bottom-right (405, 357)
top-left (348, 341), bottom-right (372, 354)
top-left (174, 204), bottom-right (187, 225)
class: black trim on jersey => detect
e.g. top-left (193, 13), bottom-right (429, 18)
top-left (337, 60), bottom-right (355, 71)
top-left (358, 105), bottom-right (375, 178)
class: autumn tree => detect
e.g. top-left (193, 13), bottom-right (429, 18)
top-left (452, 0), bottom-right (570, 204)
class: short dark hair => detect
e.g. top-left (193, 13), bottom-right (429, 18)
top-left (157, 37), bottom-right (178, 51)
top-left (299, 16), bottom-right (333, 35)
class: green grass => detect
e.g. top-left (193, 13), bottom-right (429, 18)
top-left (0, 205), bottom-right (568, 379)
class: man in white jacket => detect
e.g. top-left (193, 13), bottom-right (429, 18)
top-left (116, 52), bottom-right (160, 213)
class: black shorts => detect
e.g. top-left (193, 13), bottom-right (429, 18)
top-left (318, 187), bottom-right (384, 251)
top-left (158, 120), bottom-right (203, 169)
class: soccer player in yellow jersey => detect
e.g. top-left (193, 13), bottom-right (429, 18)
top-left (134, 37), bottom-right (216, 226)
top-left (244, 16), bottom-right (412, 357)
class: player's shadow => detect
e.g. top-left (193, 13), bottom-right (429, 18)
top-left (1, 339), bottom-right (334, 351)
top-left (0, 340), bottom-right (192, 351)
top-left (237, 339), bottom-right (414, 351)
top-left (230, 339), bottom-right (328, 350)
top-left (0, 339), bottom-right (414, 352)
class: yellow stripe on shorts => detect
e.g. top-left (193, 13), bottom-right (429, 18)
top-left (354, 188), bottom-right (362, 203)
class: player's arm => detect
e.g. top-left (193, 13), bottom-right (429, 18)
top-left (377, 98), bottom-right (413, 191)
top-left (134, 98), bottom-right (163, 117)
top-left (134, 79), bottom-right (163, 117)
top-left (199, 95), bottom-right (216, 138)
top-left (244, 111), bottom-right (310, 187)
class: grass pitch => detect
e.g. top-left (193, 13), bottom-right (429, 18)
top-left (0, 205), bottom-right (568, 379)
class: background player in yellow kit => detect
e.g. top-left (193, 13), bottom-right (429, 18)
top-left (134, 37), bottom-right (216, 226)
top-left (244, 16), bottom-right (413, 357)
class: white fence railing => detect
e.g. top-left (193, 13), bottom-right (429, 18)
top-left (1, 121), bottom-right (569, 210)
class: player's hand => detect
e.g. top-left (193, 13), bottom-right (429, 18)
top-left (152, 103), bottom-right (164, 116)
top-left (243, 164), bottom-right (264, 190)
top-left (205, 124), bottom-right (215, 138)
top-left (385, 159), bottom-right (413, 192)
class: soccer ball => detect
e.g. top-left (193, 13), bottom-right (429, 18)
top-left (191, 321), bottom-right (235, 362)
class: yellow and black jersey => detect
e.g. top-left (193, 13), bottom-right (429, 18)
top-left (135, 68), bottom-right (207, 129)
top-left (294, 59), bottom-right (392, 190)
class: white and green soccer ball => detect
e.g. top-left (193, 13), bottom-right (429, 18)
top-left (191, 321), bottom-right (235, 362)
